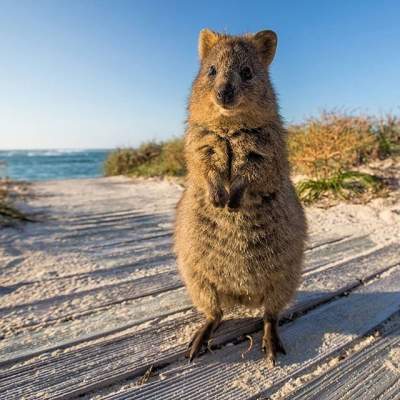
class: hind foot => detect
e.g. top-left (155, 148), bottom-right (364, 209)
top-left (185, 318), bottom-right (220, 361)
top-left (262, 316), bottom-right (286, 367)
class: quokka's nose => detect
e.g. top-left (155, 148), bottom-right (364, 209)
top-left (216, 83), bottom-right (235, 105)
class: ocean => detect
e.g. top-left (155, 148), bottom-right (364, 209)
top-left (0, 149), bottom-right (110, 181)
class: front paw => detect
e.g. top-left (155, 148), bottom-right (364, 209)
top-left (227, 183), bottom-right (246, 211)
top-left (209, 185), bottom-right (229, 208)
top-left (227, 191), bottom-right (242, 211)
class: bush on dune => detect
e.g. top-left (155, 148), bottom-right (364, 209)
top-left (288, 112), bottom-right (377, 178)
top-left (0, 180), bottom-right (31, 225)
top-left (104, 138), bottom-right (186, 177)
top-left (373, 114), bottom-right (400, 158)
top-left (295, 170), bottom-right (385, 204)
top-left (103, 142), bottom-right (163, 176)
top-left (288, 112), bottom-right (399, 203)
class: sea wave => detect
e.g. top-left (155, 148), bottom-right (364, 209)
top-left (27, 149), bottom-right (91, 157)
top-left (0, 149), bottom-right (96, 157)
top-left (0, 149), bottom-right (109, 180)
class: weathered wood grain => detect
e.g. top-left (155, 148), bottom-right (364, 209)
top-left (1, 244), bottom-right (399, 400)
top-left (286, 319), bottom-right (400, 399)
top-left (0, 288), bottom-right (192, 365)
top-left (303, 235), bottom-right (373, 272)
top-left (0, 235), bottom-right (373, 331)
top-left (0, 234), bottom-right (378, 365)
top-left (98, 262), bottom-right (400, 400)
top-left (0, 269), bottom-right (182, 331)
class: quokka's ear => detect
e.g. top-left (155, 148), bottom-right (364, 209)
top-left (198, 29), bottom-right (220, 60)
top-left (252, 30), bottom-right (278, 66)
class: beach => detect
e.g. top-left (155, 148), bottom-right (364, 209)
top-left (2, 1), bottom-right (399, 398)
top-left (0, 149), bottom-right (110, 181)
top-left (1, 171), bottom-right (400, 398)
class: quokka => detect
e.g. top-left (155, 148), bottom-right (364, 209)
top-left (174, 29), bottom-right (307, 365)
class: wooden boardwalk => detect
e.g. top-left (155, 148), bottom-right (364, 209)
top-left (1, 177), bottom-right (400, 399)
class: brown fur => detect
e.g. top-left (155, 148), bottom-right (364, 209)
top-left (174, 29), bottom-right (307, 363)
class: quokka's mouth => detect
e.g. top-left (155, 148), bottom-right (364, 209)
top-left (214, 99), bottom-right (241, 115)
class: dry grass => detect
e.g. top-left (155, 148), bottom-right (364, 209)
top-left (0, 180), bottom-right (32, 225)
top-left (288, 112), bottom-right (399, 203)
top-left (288, 112), bottom-right (377, 179)
top-left (104, 138), bottom-right (185, 177)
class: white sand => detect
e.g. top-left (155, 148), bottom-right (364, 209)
top-left (0, 160), bottom-right (399, 366)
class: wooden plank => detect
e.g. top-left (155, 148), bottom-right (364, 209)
top-left (0, 229), bottom-right (173, 273)
top-left (65, 211), bottom-right (154, 225)
top-left (0, 234), bottom-right (368, 299)
top-left (59, 213), bottom-right (173, 233)
top-left (306, 232), bottom-right (351, 250)
top-left (0, 288), bottom-right (191, 365)
top-left (0, 237), bottom-right (387, 363)
top-left (52, 208), bottom-right (146, 221)
top-left (0, 230), bottom-right (357, 309)
top-left (0, 236), bottom-right (174, 286)
top-left (33, 228), bottom-right (350, 280)
top-left (0, 220), bottom-right (347, 287)
top-left (1, 244), bottom-right (399, 400)
top-left (98, 261), bottom-right (400, 400)
top-left (1, 236), bottom-right (375, 333)
top-left (59, 218), bottom-right (172, 240)
top-left (90, 231), bottom-right (172, 250)
top-left (303, 235), bottom-right (373, 272)
top-left (53, 200), bottom-right (177, 222)
top-left (0, 269), bottom-right (182, 331)
top-left (379, 378), bottom-right (400, 400)
top-left (29, 209), bottom-right (174, 239)
top-left (0, 229), bottom-right (374, 305)
top-left (286, 321), bottom-right (400, 399)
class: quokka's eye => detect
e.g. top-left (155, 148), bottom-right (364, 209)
top-left (240, 66), bottom-right (253, 81)
top-left (208, 65), bottom-right (217, 77)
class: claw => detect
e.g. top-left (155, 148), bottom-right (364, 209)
top-left (262, 317), bottom-right (286, 367)
top-left (186, 320), bottom-right (216, 361)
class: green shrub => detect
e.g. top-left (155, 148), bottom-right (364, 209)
top-left (296, 171), bottom-right (385, 204)
top-left (104, 138), bottom-right (185, 177)
top-left (373, 114), bottom-right (400, 158)
top-left (104, 142), bottom-right (162, 176)
top-left (0, 180), bottom-right (31, 225)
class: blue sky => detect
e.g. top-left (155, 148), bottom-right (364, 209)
top-left (1, 0), bottom-right (399, 149)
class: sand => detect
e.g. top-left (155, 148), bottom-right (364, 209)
top-left (1, 162), bottom-right (399, 341)
top-left (0, 160), bottom-right (399, 398)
